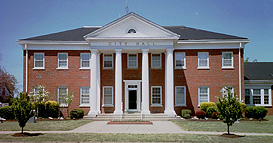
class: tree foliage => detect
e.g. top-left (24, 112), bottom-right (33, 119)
top-left (217, 88), bottom-right (243, 134)
top-left (0, 66), bottom-right (18, 104)
top-left (29, 85), bottom-right (49, 117)
top-left (12, 92), bottom-right (35, 134)
top-left (57, 91), bottom-right (74, 117)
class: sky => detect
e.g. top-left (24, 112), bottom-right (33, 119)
top-left (0, 0), bottom-right (273, 92)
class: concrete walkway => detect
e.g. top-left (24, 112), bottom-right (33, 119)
top-left (0, 121), bottom-right (273, 136)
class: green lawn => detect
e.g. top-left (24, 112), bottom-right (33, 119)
top-left (173, 116), bottom-right (273, 133)
top-left (0, 120), bottom-right (91, 131)
top-left (0, 133), bottom-right (272, 142)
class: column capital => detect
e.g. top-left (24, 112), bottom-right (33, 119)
top-left (115, 49), bottom-right (122, 52)
top-left (166, 48), bottom-right (174, 52)
top-left (90, 49), bottom-right (98, 52)
top-left (142, 49), bottom-right (149, 52)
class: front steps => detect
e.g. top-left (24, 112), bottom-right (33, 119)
top-left (84, 113), bottom-right (181, 121)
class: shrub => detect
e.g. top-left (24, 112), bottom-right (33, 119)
top-left (212, 112), bottom-right (219, 119)
top-left (240, 103), bottom-right (246, 110)
top-left (196, 110), bottom-right (206, 119)
top-left (45, 101), bottom-right (59, 118)
top-left (245, 106), bottom-right (255, 118)
top-left (37, 103), bottom-right (46, 118)
top-left (200, 102), bottom-right (216, 112)
top-left (206, 106), bottom-right (217, 118)
top-left (253, 107), bottom-right (268, 119)
top-left (0, 106), bottom-right (15, 119)
top-left (70, 109), bottom-right (84, 119)
top-left (181, 109), bottom-right (191, 119)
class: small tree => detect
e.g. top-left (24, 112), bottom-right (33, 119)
top-left (217, 88), bottom-right (243, 135)
top-left (57, 91), bottom-right (74, 118)
top-left (29, 85), bottom-right (49, 117)
top-left (12, 93), bottom-right (35, 134)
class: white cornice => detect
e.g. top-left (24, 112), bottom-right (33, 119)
top-left (17, 40), bottom-right (88, 45)
top-left (177, 39), bottom-right (250, 44)
top-left (245, 80), bottom-right (273, 84)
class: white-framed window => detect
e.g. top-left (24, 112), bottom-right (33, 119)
top-left (222, 86), bottom-right (234, 98)
top-left (151, 86), bottom-right (162, 105)
top-left (175, 52), bottom-right (186, 69)
top-left (198, 52), bottom-right (209, 69)
top-left (33, 86), bottom-right (44, 96)
top-left (128, 54), bottom-right (138, 68)
top-left (103, 54), bottom-right (113, 68)
top-left (151, 54), bottom-right (161, 68)
top-left (58, 53), bottom-right (68, 69)
top-left (103, 86), bottom-right (113, 106)
top-left (80, 53), bottom-right (90, 69)
top-left (222, 52), bottom-right (233, 68)
top-left (244, 87), bottom-right (272, 106)
top-left (175, 86), bottom-right (186, 106)
top-left (34, 53), bottom-right (44, 69)
top-left (58, 87), bottom-right (68, 106)
top-left (80, 87), bottom-right (89, 105)
top-left (198, 86), bottom-right (209, 104)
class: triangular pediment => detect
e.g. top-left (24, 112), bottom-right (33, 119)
top-left (84, 12), bottom-right (180, 40)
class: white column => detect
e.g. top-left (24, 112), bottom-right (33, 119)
top-left (141, 49), bottom-right (150, 114)
top-left (88, 49), bottom-right (98, 117)
top-left (114, 49), bottom-right (123, 114)
top-left (25, 44), bottom-right (28, 92)
top-left (164, 49), bottom-right (176, 116)
top-left (96, 53), bottom-right (101, 114)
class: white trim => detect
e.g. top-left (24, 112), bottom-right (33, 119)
top-left (80, 87), bottom-right (90, 106)
top-left (239, 43), bottom-right (242, 101)
top-left (151, 53), bottom-right (161, 69)
top-left (103, 86), bottom-right (114, 106)
top-left (124, 80), bottom-right (142, 112)
top-left (222, 52), bottom-right (233, 68)
top-left (25, 45), bottom-right (28, 92)
top-left (175, 86), bottom-right (187, 106)
top-left (244, 85), bottom-right (272, 106)
top-left (151, 86), bottom-right (162, 106)
top-left (198, 52), bottom-right (209, 69)
top-left (198, 86), bottom-right (209, 105)
top-left (245, 80), bottom-right (273, 84)
top-left (175, 52), bottom-right (186, 69)
top-left (127, 53), bottom-right (138, 69)
top-left (33, 53), bottom-right (45, 69)
top-left (57, 87), bottom-right (68, 107)
top-left (103, 53), bottom-right (113, 69)
top-left (57, 53), bottom-right (68, 69)
top-left (80, 53), bottom-right (91, 69)
top-left (18, 40), bottom-right (88, 45)
top-left (177, 39), bottom-right (249, 44)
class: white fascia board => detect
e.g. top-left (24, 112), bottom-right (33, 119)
top-left (87, 37), bottom-right (179, 40)
top-left (245, 80), bottom-right (273, 84)
top-left (174, 42), bottom-right (242, 50)
top-left (22, 44), bottom-right (90, 50)
top-left (177, 39), bottom-right (250, 44)
top-left (18, 40), bottom-right (88, 45)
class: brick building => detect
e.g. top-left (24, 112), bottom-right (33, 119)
top-left (18, 12), bottom-right (250, 117)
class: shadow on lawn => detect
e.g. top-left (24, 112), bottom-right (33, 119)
top-left (12, 132), bottom-right (43, 137)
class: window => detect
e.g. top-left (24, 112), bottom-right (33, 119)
top-left (58, 53), bottom-right (68, 69)
top-left (151, 86), bottom-right (162, 105)
top-left (58, 87), bottom-right (68, 106)
top-left (175, 52), bottom-right (186, 69)
top-left (103, 86), bottom-right (113, 106)
top-left (253, 89), bottom-right (261, 104)
top-left (198, 52), bottom-right (209, 68)
top-left (80, 53), bottom-right (90, 68)
top-left (198, 86), bottom-right (209, 104)
top-left (175, 86), bottom-right (186, 106)
top-left (222, 52), bottom-right (233, 68)
top-left (103, 54), bottom-right (113, 68)
top-left (128, 54), bottom-right (138, 68)
top-left (151, 54), bottom-right (161, 68)
top-left (128, 29), bottom-right (136, 33)
top-left (80, 87), bottom-right (89, 105)
top-left (245, 89), bottom-right (250, 104)
top-left (244, 88), bottom-right (271, 106)
top-left (222, 86), bottom-right (234, 98)
top-left (34, 53), bottom-right (44, 69)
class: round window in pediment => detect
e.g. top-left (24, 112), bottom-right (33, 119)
top-left (128, 29), bottom-right (136, 33)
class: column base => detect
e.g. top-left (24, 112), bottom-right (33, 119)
top-left (164, 110), bottom-right (176, 117)
top-left (88, 111), bottom-right (99, 117)
top-left (114, 110), bottom-right (123, 114)
top-left (141, 110), bottom-right (150, 114)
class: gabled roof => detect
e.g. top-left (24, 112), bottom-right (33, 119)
top-left (244, 62), bottom-right (273, 80)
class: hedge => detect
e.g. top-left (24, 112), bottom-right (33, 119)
top-left (70, 109), bottom-right (84, 119)
top-left (0, 106), bottom-right (15, 119)
top-left (45, 101), bottom-right (59, 118)
top-left (206, 106), bottom-right (217, 118)
top-left (181, 109), bottom-right (191, 119)
top-left (245, 106), bottom-right (268, 119)
top-left (196, 110), bottom-right (206, 119)
top-left (200, 102), bottom-right (216, 112)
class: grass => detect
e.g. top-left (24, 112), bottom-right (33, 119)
top-left (0, 133), bottom-right (272, 142)
top-left (173, 116), bottom-right (273, 133)
top-left (0, 120), bottom-right (91, 131)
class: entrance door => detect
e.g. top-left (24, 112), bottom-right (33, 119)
top-left (128, 90), bottom-right (137, 110)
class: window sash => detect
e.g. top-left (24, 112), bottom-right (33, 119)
top-left (34, 53), bottom-right (44, 68)
top-left (175, 86), bottom-right (186, 105)
top-left (175, 52), bottom-right (185, 68)
top-left (58, 53), bottom-right (68, 68)
top-left (80, 87), bottom-right (89, 105)
top-left (128, 54), bottom-right (138, 68)
top-left (103, 87), bottom-right (113, 105)
top-left (58, 87), bottom-right (67, 105)
top-left (103, 54), bottom-right (113, 68)
top-left (151, 87), bottom-right (162, 105)
top-left (222, 52), bottom-right (233, 67)
top-left (81, 53), bottom-right (90, 68)
top-left (198, 52), bottom-right (209, 67)
top-left (199, 87), bottom-right (209, 104)
top-left (151, 54), bottom-right (161, 68)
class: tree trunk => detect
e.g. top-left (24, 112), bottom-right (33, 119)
top-left (67, 106), bottom-right (69, 117)
top-left (227, 124), bottom-right (230, 135)
top-left (21, 127), bottom-right (23, 134)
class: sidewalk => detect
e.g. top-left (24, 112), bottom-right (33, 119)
top-left (0, 121), bottom-right (273, 136)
